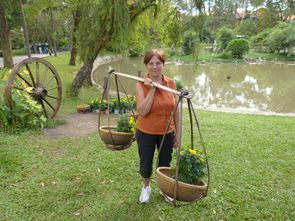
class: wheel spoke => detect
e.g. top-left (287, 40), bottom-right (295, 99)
top-left (36, 62), bottom-right (40, 86)
top-left (41, 66), bottom-right (49, 85)
top-left (47, 86), bottom-right (58, 91)
top-left (42, 97), bottom-right (56, 111)
top-left (11, 85), bottom-right (25, 91)
top-left (16, 72), bottom-right (33, 87)
top-left (44, 75), bottom-right (56, 88)
top-left (47, 95), bottom-right (58, 100)
top-left (25, 64), bottom-right (36, 87)
top-left (39, 99), bottom-right (48, 118)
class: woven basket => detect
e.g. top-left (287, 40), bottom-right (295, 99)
top-left (156, 167), bottom-right (207, 202)
top-left (77, 104), bottom-right (91, 113)
top-left (99, 126), bottom-right (134, 151)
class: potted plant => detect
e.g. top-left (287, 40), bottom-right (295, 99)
top-left (99, 99), bottom-right (107, 113)
top-left (112, 98), bottom-right (120, 114)
top-left (99, 114), bottom-right (136, 151)
top-left (77, 104), bottom-right (91, 113)
top-left (156, 148), bottom-right (207, 202)
top-left (121, 97), bottom-right (129, 113)
top-left (89, 98), bottom-right (99, 112)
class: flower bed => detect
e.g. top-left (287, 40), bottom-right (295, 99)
top-left (87, 96), bottom-right (136, 114)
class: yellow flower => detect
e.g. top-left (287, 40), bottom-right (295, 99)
top-left (24, 87), bottom-right (34, 93)
top-left (129, 117), bottom-right (135, 124)
top-left (180, 151), bottom-right (184, 155)
top-left (200, 157), bottom-right (205, 163)
top-left (188, 149), bottom-right (197, 156)
top-left (131, 128), bottom-right (135, 132)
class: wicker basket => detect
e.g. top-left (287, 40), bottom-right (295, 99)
top-left (77, 104), bottom-right (91, 113)
top-left (99, 126), bottom-right (134, 151)
top-left (156, 167), bottom-right (207, 202)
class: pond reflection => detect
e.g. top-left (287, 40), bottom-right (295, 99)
top-left (92, 57), bottom-right (295, 114)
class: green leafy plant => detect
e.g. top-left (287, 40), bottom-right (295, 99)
top-left (217, 27), bottom-right (235, 51)
top-left (99, 99), bottom-right (107, 111)
top-left (88, 98), bottom-right (99, 110)
top-left (129, 96), bottom-right (136, 110)
top-left (121, 97), bottom-right (130, 110)
top-left (117, 114), bottom-right (136, 133)
top-left (174, 78), bottom-right (184, 91)
top-left (226, 38), bottom-right (250, 58)
top-left (0, 69), bottom-right (47, 132)
top-left (177, 148), bottom-right (206, 184)
top-left (0, 90), bottom-right (47, 132)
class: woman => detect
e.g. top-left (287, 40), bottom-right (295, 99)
top-left (135, 49), bottom-right (180, 203)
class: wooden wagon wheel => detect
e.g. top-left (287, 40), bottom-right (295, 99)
top-left (4, 57), bottom-right (62, 119)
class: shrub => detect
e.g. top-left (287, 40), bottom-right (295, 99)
top-left (182, 30), bottom-right (198, 55)
top-left (174, 78), bottom-right (185, 91)
top-left (218, 52), bottom-right (231, 59)
top-left (217, 27), bottom-right (235, 51)
top-left (0, 70), bottom-right (47, 132)
top-left (226, 38), bottom-right (250, 58)
top-left (0, 90), bottom-right (47, 132)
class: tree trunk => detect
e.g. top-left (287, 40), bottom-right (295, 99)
top-left (70, 60), bottom-right (94, 97)
top-left (0, 0), bottom-right (13, 68)
top-left (69, 10), bottom-right (80, 66)
top-left (50, 7), bottom-right (57, 57)
top-left (18, 0), bottom-right (31, 57)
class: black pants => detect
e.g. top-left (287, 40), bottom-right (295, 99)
top-left (136, 129), bottom-right (174, 178)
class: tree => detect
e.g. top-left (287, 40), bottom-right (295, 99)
top-left (237, 18), bottom-right (258, 36)
top-left (0, 0), bottom-right (13, 68)
top-left (226, 38), bottom-right (250, 58)
top-left (251, 29), bottom-right (270, 52)
top-left (267, 22), bottom-right (295, 54)
top-left (68, 9), bottom-right (80, 65)
top-left (127, 1), bottom-right (183, 56)
top-left (70, 0), bottom-right (158, 97)
top-left (25, 0), bottom-right (62, 56)
top-left (18, 0), bottom-right (31, 57)
top-left (217, 27), bottom-right (235, 51)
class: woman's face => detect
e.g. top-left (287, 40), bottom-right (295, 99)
top-left (146, 56), bottom-right (164, 77)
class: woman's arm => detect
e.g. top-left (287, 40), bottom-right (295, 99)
top-left (136, 80), bottom-right (156, 117)
top-left (173, 100), bottom-right (180, 148)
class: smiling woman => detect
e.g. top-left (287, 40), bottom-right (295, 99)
top-left (135, 49), bottom-right (181, 204)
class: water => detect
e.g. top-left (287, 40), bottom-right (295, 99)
top-left (92, 57), bottom-right (295, 114)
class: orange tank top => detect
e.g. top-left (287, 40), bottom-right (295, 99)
top-left (136, 75), bottom-right (176, 135)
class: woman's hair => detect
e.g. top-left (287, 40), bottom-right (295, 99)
top-left (143, 49), bottom-right (166, 65)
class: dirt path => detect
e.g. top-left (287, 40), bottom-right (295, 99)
top-left (43, 112), bottom-right (99, 138)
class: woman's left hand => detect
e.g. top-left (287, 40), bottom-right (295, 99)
top-left (173, 135), bottom-right (180, 148)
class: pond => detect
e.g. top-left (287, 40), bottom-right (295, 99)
top-left (92, 57), bottom-right (295, 115)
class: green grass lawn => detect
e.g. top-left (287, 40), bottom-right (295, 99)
top-left (1, 53), bottom-right (294, 220)
top-left (0, 110), bottom-right (294, 220)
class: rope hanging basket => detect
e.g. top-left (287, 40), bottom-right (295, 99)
top-left (154, 91), bottom-right (210, 207)
top-left (99, 126), bottom-right (134, 151)
top-left (98, 70), bottom-right (137, 151)
top-left (156, 167), bottom-right (207, 202)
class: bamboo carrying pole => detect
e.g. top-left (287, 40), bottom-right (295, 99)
top-left (111, 71), bottom-right (191, 99)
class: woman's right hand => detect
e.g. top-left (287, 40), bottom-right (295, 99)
top-left (143, 78), bottom-right (154, 89)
